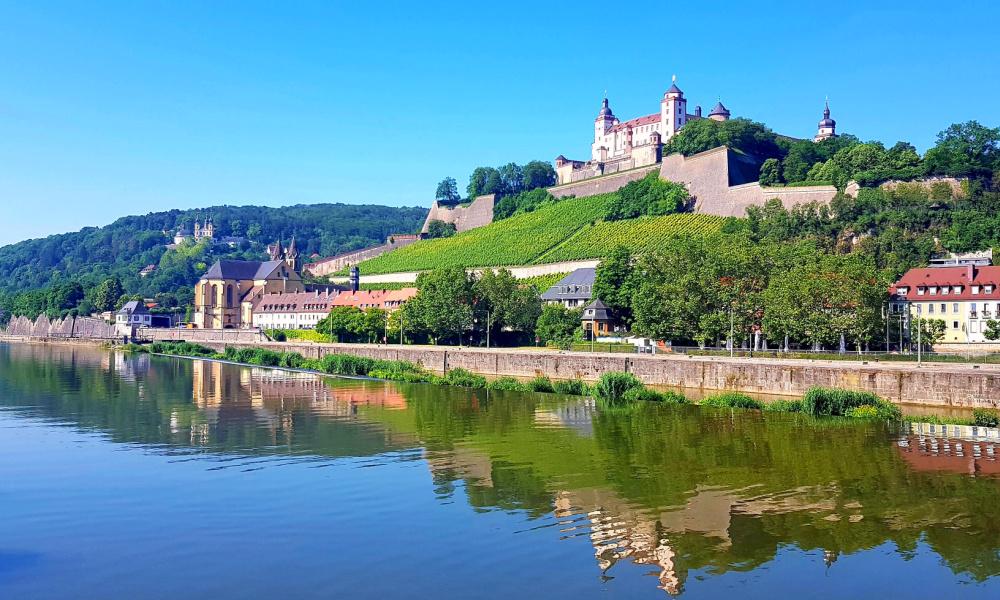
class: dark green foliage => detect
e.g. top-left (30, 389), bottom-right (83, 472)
top-left (593, 245), bottom-right (640, 326)
top-left (435, 177), bottom-right (461, 204)
top-left (972, 408), bottom-right (1000, 428)
top-left (759, 158), bottom-right (782, 186)
top-left (535, 304), bottom-right (582, 349)
top-left (552, 378), bottom-right (589, 396)
top-left (267, 329), bottom-right (288, 342)
top-left (143, 341), bottom-right (218, 357)
top-left (529, 376), bottom-right (554, 393)
top-left (801, 387), bottom-right (901, 419)
top-left (443, 368), bottom-right (487, 388)
top-left (663, 118), bottom-right (783, 160)
top-left (494, 189), bottom-right (559, 220)
top-left (465, 160), bottom-right (554, 200)
top-left (604, 173), bottom-right (690, 221)
top-left (425, 220), bottom-right (457, 239)
top-left (701, 392), bottom-right (764, 410)
top-left (592, 372), bottom-right (644, 405)
top-left (622, 387), bottom-right (688, 404)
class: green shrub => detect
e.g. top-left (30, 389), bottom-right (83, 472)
top-left (317, 354), bottom-right (375, 376)
top-left (530, 376), bottom-right (555, 393)
top-left (279, 352), bottom-right (306, 369)
top-left (763, 399), bottom-right (803, 413)
top-left (845, 405), bottom-right (882, 419)
top-left (267, 329), bottom-right (287, 342)
top-left (444, 368), bottom-right (487, 388)
top-left (592, 372), bottom-right (644, 405)
top-left (802, 387), bottom-right (899, 418)
top-left (620, 387), bottom-right (688, 404)
top-left (701, 392), bottom-right (764, 410)
top-left (552, 378), bottom-right (590, 396)
top-left (487, 377), bottom-right (530, 392)
top-left (973, 408), bottom-right (1000, 428)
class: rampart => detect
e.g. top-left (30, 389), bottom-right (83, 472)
top-left (549, 165), bottom-right (661, 199)
top-left (421, 194), bottom-right (496, 234)
top-left (306, 234), bottom-right (422, 277)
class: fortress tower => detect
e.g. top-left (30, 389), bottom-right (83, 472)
top-left (814, 100), bottom-right (837, 142)
top-left (660, 75), bottom-right (688, 138)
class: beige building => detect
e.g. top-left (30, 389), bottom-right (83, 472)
top-left (193, 259), bottom-right (304, 329)
top-left (252, 289), bottom-right (338, 330)
top-left (890, 261), bottom-right (1000, 344)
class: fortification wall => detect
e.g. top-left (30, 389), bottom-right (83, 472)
top-left (179, 341), bottom-right (1000, 409)
top-left (661, 147), bottom-right (839, 217)
top-left (2, 315), bottom-right (117, 339)
top-left (421, 194), bottom-right (495, 234)
top-left (549, 165), bottom-right (660, 199)
top-left (306, 234), bottom-right (422, 277)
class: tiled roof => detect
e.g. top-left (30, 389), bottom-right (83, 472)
top-left (608, 113), bottom-right (660, 133)
top-left (331, 288), bottom-right (418, 310)
top-left (201, 260), bottom-right (285, 281)
top-left (891, 266), bottom-right (1000, 301)
top-left (117, 300), bottom-right (149, 315)
top-left (256, 290), bottom-right (339, 314)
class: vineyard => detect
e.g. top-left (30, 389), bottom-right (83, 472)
top-left (354, 194), bottom-right (615, 274)
top-left (535, 213), bottom-right (730, 263)
top-left (351, 192), bottom-right (733, 275)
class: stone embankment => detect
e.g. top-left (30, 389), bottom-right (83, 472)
top-left (188, 341), bottom-right (998, 409)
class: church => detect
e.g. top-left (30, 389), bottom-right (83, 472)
top-left (555, 77), bottom-right (836, 185)
top-left (192, 238), bottom-right (305, 329)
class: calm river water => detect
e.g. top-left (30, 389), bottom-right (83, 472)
top-left (1, 342), bottom-right (999, 599)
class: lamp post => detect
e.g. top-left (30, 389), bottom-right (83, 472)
top-left (729, 305), bottom-right (734, 358)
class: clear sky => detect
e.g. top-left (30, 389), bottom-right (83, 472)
top-left (1, 0), bottom-right (998, 247)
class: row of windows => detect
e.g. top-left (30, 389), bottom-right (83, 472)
top-left (915, 302), bottom-right (1000, 315)
top-left (908, 284), bottom-right (996, 296)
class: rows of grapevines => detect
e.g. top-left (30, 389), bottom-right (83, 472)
top-left (355, 194), bottom-right (616, 274)
top-left (535, 213), bottom-right (728, 263)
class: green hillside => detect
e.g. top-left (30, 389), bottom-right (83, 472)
top-left (356, 194), bottom-right (615, 274)
top-left (354, 193), bottom-right (728, 275)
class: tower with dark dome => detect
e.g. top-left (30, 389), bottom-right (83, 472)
top-left (814, 100), bottom-right (837, 142)
top-left (593, 97), bottom-right (618, 161)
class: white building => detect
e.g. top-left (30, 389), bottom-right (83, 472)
top-left (253, 290), bottom-right (338, 330)
top-left (116, 301), bottom-right (152, 327)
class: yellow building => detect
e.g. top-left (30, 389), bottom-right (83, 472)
top-left (890, 264), bottom-right (1000, 344)
top-left (193, 259), bottom-right (304, 329)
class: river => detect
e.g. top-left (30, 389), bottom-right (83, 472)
top-left (1, 342), bottom-right (998, 599)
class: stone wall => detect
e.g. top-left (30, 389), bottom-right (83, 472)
top-left (549, 165), bottom-right (661, 199)
top-left (349, 259), bottom-right (600, 285)
top-left (2, 315), bottom-right (116, 339)
top-left (306, 234), bottom-right (422, 277)
top-left (421, 194), bottom-right (495, 234)
top-left (181, 341), bottom-right (1000, 409)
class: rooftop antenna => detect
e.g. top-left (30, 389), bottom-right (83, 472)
top-left (672, 74), bottom-right (676, 83)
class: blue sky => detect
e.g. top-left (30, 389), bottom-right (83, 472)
top-left (1, 0), bottom-right (998, 247)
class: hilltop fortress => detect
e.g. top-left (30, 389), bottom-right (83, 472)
top-left (550, 77), bottom-right (842, 216)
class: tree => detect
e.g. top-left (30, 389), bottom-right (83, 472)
top-left (535, 304), bottom-right (581, 348)
top-left (493, 188), bottom-right (556, 220)
top-left (604, 173), bottom-right (690, 221)
top-left (361, 308), bottom-right (388, 343)
top-left (593, 246), bottom-right (641, 326)
top-left (316, 306), bottom-right (366, 342)
top-left (92, 277), bottom-right (125, 313)
top-left (473, 268), bottom-right (541, 345)
top-left (924, 121), bottom-right (1000, 178)
top-left (521, 160), bottom-right (556, 191)
top-left (984, 320), bottom-right (1000, 341)
top-left (246, 223), bottom-right (262, 241)
top-left (467, 167), bottom-right (500, 199)
top-left (759, 158), bottom-right (782, 186)
top-left (426, 220), bottom-right (457, 239)
top-left (46, 281), bottom-right (85, 317)
top-left (663, 118), bottom-right (783, 160)
top-left (912, 318), bottom-right (946, 351)
top-left (435, 177), bottom-right (461, 204)
top-left (402, 267), bottom-right (475, 344)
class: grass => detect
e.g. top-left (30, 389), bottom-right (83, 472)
top-left (801, 387), bottom-right (901, 419)
top-left (701, 392), bottom-right (764, 410)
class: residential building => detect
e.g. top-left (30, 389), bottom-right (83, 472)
top-left (890, 263), bottom-right (1000, 344)
top-left (331, 288), bottom-right (418, 312)
top-left (116, 301), bottom-right (152, 327)
top-left (253, 289), bottom-right (338, 330)
top-left (541, 268), bottom-right (595, 308)
top-left (581, 299), bottom-right (613, 339)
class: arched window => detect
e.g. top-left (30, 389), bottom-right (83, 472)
top-left (211, 284), bottom-right (220, 308)
top-left (226, 285), bottom-right (234, 308)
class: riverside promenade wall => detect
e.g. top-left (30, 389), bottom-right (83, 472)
top-left (188, 341), bottom-right (1000, 409)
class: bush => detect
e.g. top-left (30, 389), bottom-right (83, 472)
top-left (845, 405), bottom-right (882, 419)
top-left (553, 378), bottom-right (590, 396)
top-left (802, 387), bottom-right (900, 418)
top-left (530, 376), bottom-right (555, 393)
top-left (487, 377), bottom-right (530, 392)
top-left (621, 387), bottom-right (688, 404)
top-left (443, 368), bottom-right (487, 389)
top-left (701, 392), bottom-right (764, 410)
top-left (763, 399), bottom-right (803, 413)
top-left (267, 329), bottom-right (287, 342)
top-left (973, 408), bottom-right (1000, 428)
top-left (592, 372), bottom-right (644, 405)
top-left (317, 354), bottom-right (376, 376)
top-left (279, 352), bottom-right (306, 369)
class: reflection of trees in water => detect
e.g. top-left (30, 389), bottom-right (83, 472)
top-left (3, 342), bottom-right (1000, 590)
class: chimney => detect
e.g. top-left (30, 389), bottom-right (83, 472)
top-left (968, 263), bottom-right (976, 281)
top-left (350, 266), bottom-right (360, 293)
top-left (695, 105), bottom-right (702, 118)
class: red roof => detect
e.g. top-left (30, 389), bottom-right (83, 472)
top-left (330, 288), bottom-right (418, 311)
top-left (890, 265), bottom-right (1000, 301)
top-left (609, 113), bottom-right (661, 133)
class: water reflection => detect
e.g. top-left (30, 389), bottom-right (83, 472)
top-left (1, 342), bottom-right (1000, 597)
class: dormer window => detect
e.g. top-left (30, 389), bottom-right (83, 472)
top-left (941, 287), bottom-right (949, 295)
top-left (929, 286), bottom-right (938, 294)
top-left (987, 285), bottom-right (996, 294)
top-left (917, 287), bottom-right (925, 296)
top-left (897, 287), bottom-right (908, 296)
top-left (954, 286), bottom-right (963, 293)
top-left (973, 286), bottom-right (981, 294)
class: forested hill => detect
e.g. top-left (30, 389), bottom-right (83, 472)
top-left (0, 203), bottom-right (426, 303)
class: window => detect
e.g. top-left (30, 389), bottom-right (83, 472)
top-left (973, 286), bottom-right (980, 294)
top-left (917, 287), bottom-right (925, 296)
top-left (941, 304), bottom-right (947, 313)
top-left (953, 321), bottom-right (959, 329)
top-left (941, 287), bottom-right (949, 295)
top-left (954, 286), bottom-right (963, 293)
top-left (928, 304), bottom-right (934, 314)
top-left (953, 303), bottom-right (959, 313)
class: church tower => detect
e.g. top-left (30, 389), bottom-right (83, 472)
top-left (284, 237), bottom-right (301, 273)
top-left (660, 76), bottom-right (688, 140)
top-left (592, 97), bottom-right (616, 161)
top-left (814, 100), bottom-right (837, 142)
top-left (202, 218), bottom-right (214, 239)
top-left (269, 239), bottom-right (284, 261)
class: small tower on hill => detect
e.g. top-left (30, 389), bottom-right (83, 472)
top-left (592, 97), bottom-right (616, 161)
top-left (814, 99), bottom-right (837, 142)
top-left (269, 239), bottom-right (284, 261)
top-left (285, 237), bottom-right (301, 273)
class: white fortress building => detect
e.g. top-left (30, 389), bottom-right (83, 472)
top-left (555, 77), bottom-right (836, 185)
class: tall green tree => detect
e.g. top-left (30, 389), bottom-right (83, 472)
top-left (435, 177), bottom-right (461, 204)
top-left (473, 268), bottom-right (541, 345)
top-left (402, 267), bottom-right (475, 344)
top-left (593, 246), bottom-right (641, 326)
top-left (92, 277), bottom-right (125, 313)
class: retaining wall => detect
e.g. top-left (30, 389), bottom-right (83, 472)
top-left (186, 341), bottom-right (1000, 409)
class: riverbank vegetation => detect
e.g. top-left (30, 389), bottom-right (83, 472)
top-left (129, 341), bottom-right (997, 429)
